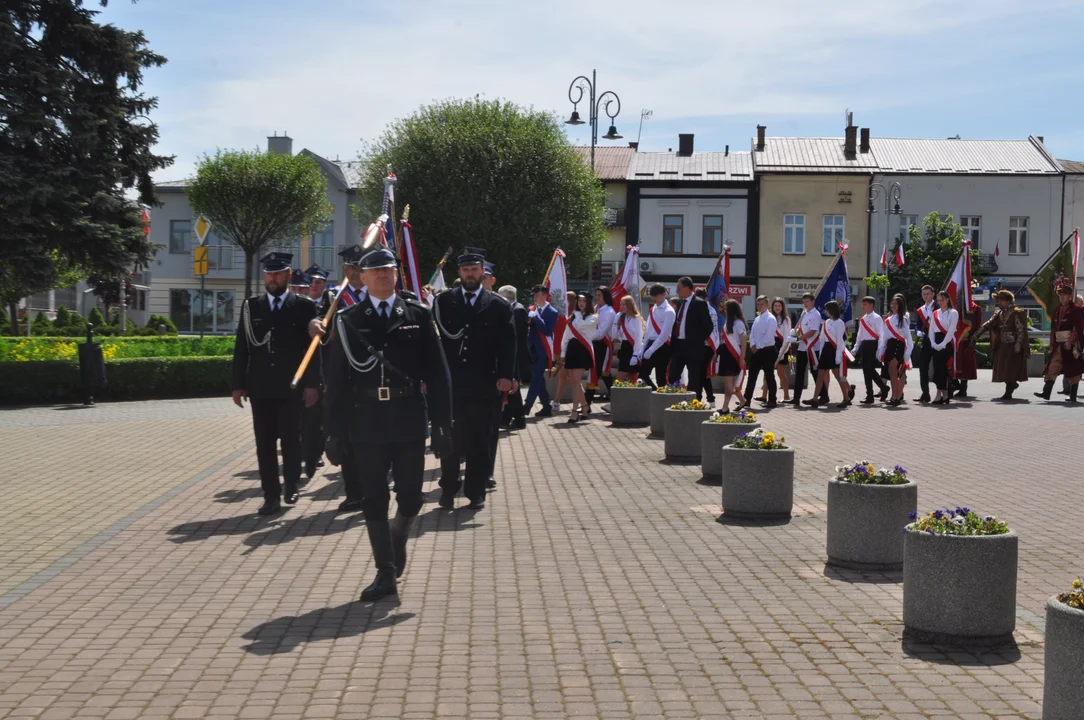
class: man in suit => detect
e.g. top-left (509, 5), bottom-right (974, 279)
top-left (743, 295), bottom-right (779, 408)
top-left (667, 276), bottom-right (714, 400)
top-left (523, 284), bottom-right (558, 417)
top-left (433, 248), bottom-right (517, 511)
top-left (232, 252), bottom-right (320, 515)
top-left (324, 247), bottom-right (453, 601)
top-left (499, 285), bottom-right (531, 430)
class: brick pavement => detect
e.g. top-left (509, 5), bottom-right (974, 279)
top-left (0, 372), bottom-right (1080, 719)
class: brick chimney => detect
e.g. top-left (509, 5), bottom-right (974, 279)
top-left (843, 113), bottom-right (857, 158)
top-left (267, 132), bottom-right (293, 155)
top-left (756, 125), bottom-right (766, 151)
top-left (860, 128), bottom-right (870, 154)
top-left (677, 134), bottom-right (694, 156)
top-left (628, 141), bottom-right (639, 150)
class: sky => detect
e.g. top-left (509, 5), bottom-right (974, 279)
top-left (96, 0), bottom-right (1084, 182)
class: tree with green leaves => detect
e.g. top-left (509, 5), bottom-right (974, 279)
top-left (187, 150), bottom-right (331, 299)
top-left (358, 97), bottom-right (607, 293)
top-left (0, 0), bottom-right (172, 334)
top-left (885, 212), bottom-right (987, 313)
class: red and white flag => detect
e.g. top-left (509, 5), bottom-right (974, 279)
top-left (543, 249), bottom-right (568, 365)
top-left (942, 241), bottom-right (974, 371)
top-left (895, 244), bottom-right (905, 268)
top-left (879, 244), bottom-right (887, 270)
top-left (609, 245), bottom-right (640, 311)
top-left (994, 241), bottom-right (1000, 258)
top-left (140, 207), bottom-right (151, 237)
top-left (399, 220), bottom-right (425, 301)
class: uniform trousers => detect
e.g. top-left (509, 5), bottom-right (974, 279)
top-left (302, 393), bottom-right (325, 472)
top-left (917, 339), bottom-right (934, 397)
top-left (857, 340), bottom-right (887, 396)
top-left (668, 339), bottom-right (706, 399)
top-left (743, 347), bottom-right (777, 403)
top-left (640, 343), bottom-right (671, 389)
top-left (440, 392), bottom-right (500, 503)
top-left (702, 346), bottom-right (717, 401)
top-left (932, 344), bottom-right (954, 390)
top-left (340, 443), bottom-right (364, 502)
top-left (792, 348), bottom-right (827, 403)
top-left (353, 438), bottom-right (426, 522)
top-left (523, 354), bottom-right (550, 411)
top-left (249, 395), bottom-right (303, 502)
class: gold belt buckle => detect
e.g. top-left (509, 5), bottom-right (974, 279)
top-left (378, 386), bottom-right (391, 401)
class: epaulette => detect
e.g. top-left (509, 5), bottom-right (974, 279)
top-left (404, 297), bottom-right (428, 310)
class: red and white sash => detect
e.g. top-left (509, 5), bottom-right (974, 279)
top-left (859, 317), bottom-right (880, 343)
top-left (822, 321), bottom-right (855, 372)
top-left (881, 315), bottom-right (912, 369)
top-left (566, 320), bottom-right (598, 385)
top-left (619, 317), bottom-right (641, 382)
top-left (649, 306), bottom-right (670, 345)
top-left (721, 328), bottom-right (746, 386)
top-left (932, 309), bottom-right (957, 372)
top-left (602, 337), bottom-right (615, 375)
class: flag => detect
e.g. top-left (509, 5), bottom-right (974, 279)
top-left (879, 244), bottom-right (887, 271)
top-left (609, 245), bottom-right (640, 311)
top-left (814, 249), bottom-right (852, 322)
top-left (380, 174), bottom-right (397, 252)
top-left (399, 220), bottom-right (424, 298)
top-left (942, 242), bottom-right (975, 369)
top-left (430, 266), bottom-right (446, 293)
top-left (705, 248), bottom-right (729, 309)
top-left (140, 207), bottom-right (151, 237)
top-left (895, 244), bottom-right (905, 268)
top-left (994, 241), bottom-right (1000, 258)
top-left (1025, 230), bottom-right (1078, 323)
top-left (543, 249), bottom-right (568, 366)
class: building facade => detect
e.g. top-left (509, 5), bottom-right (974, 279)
top-left (1060, 158), bottom-right (1084, 253)
top-left (572, 146), bottom-right (636, 290)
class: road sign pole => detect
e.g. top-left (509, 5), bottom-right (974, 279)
top-left (199, 276), bottom-right (206, 340)
top-left (192, 216), bottom-right (212, 340)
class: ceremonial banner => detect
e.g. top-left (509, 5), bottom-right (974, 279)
top-left (399, 220), bottom-right (424, 297)
top-left (814, 245), bottom-right (853, 322)
top-left (610, 245), bottom-right (640, 310)
top-left (1024, 230), bottom-right (1079, 323)
top-left (543, 249), bottom-right (568, 364)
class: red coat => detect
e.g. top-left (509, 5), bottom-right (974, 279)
top-left (1046, 302), bottom-right (1084, 378)
top-left (953, 306), bottom-right (982, 380)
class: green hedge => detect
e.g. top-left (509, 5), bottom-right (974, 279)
top-left (0, 356), bottom-right (232, 405)
top-left (0, 336), bottom-right (235, 362)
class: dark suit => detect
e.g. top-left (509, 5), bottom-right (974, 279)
top-left (232, 291), bottom-right (318, 503)
top-left (434, 287), bottom-right (516, 504)
top-left (525, 303), bottom-right (558, 411)
top-left (667, 296), bottom-right (713, 400)
top-left (323, 294), bottom-right (452, 522)
top-left (502, 301), bottom-right (531, 426)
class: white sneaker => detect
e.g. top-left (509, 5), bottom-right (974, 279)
top-left (601, 403), bottom-right (612, 413)
top-left (551, 401), bottom-right (561, 411)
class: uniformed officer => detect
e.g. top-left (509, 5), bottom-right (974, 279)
top-left (288, 269), bottom-right (310, 295)
top-left (305, 264), bottom-right (328, 302)
top-left (433, 248), bottom-right (517, 511)
top-left (324, 247), bottom-right (453, 601)
top-left (301, 265), bottom-right (330, 478)
top-left (232, 252), bottom-right (320, 515)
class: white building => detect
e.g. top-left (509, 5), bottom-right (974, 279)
top-left (1060, 158), bottom-right (1084, 251)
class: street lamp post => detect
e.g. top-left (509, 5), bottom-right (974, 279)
top-left (565, 69), bottom-right (622, 173)
top-left (867, 181), bottom-right (903, 311)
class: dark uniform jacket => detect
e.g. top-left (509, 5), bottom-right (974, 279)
top-left (677, 296), bottom-right (714, 347)
top-left (433, 287), bottom-right (516, 398)
top-left (510, 301), bottom-right (531, 382)
top-left (324, 294), bottom-right (452, 444)
top-left (232, 291), bottom-right (318, 398)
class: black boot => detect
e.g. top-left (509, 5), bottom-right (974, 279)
top-left (390, 513), bottom-right (415, 578)
top-left (360, 519), bottom-right (397, 601)
top-left (999, 382), bottom-right (1017, 401)
top-left (1069, 383), bottom-right (1080, 403)
top-left (584, 386), bottom-right (596, 412)
top-left (1034, 380), bottom-right (1054, 400)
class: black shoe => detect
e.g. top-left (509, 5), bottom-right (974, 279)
top-left (486, 477), bottom-right (497, 490)
top-left (338, 498), bottom-right (362, 513)
top-left (316, 458), bottom-right (325, 468)
top-left (1034, 380), bottom-right (1054, 400)
top-left (257, 501), bottom-right (282, 516)
top-left (860, 396), bottom-right (875, 405)
top-left (785, 398), bottom-right (800, 405)
top-left (390, 513), bottom-right (414, 579)
top-left (304, 464), bottom-right (316, 479)
top-left (763, 400), bottom-right (777, 409)
top-left (284, 487), bottom-right (300, 505)
top-left (837, 399), bottom-right (851, 408)
top-left (534, 407), bottom-right (553, 418)
top-left (915, 395), bottom-right (931, 403)
top-left (438, 491), bottom-right (455, 510)
top-left (467, 499), bottom-right (485, 511)
top-left (848, 386), bottom-right (856, 402)
top-left (360, 519), bottom-right (398, 601)
top-left (801, 399), bottom-right (816, 406)
top-left (878, 386), bottom-right (889, 401)
top-left (360, 570), bottom-right (397, 602)
top-left (511, 418), bottom-right (527, 430)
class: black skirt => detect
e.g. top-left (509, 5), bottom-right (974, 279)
top-left (617, 341), bottom-right (636, 372)
top-left (884, 338), bottom-right (906, 365)
top-left (773, 337), bottom-right (789, 366)
top-left (717, 348), bottom-right (741, 377)
top-left (564, 339), bottom-right (593, 370)
top-left (818, 345), bottom-right (839, 371)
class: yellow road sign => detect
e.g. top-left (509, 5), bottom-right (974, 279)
top-left (194, 216), bottom-right (212, 244)
top-left (194, 245), bottom-right (209, 276)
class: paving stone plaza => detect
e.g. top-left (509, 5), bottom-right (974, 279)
top-left (0, 371), bottom-right (1079, 719)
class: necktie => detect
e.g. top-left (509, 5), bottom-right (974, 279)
top-left (465, 292), bottom-right (475, 306)
top-left (272, 296), bottom-right (281, 313)
top-left (672, 299), bottom-right (686, 340)
top-left (378, 300), bottom-right (389, 318)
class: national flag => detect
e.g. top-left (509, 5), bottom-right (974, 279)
top-left (609, 245), bottom-right (640, 311)
top-left (380, 174), bottom-right (397, 253)
top-left (705, 246), bottom-right (730, 310)
top-left (994, 241), bottom-right (1000, 258)
top-left (140, 207), bottom-right (151, 237)
top-left (814, 247), bottom-right (853, 322)
top-left (430, 267), bottom-right (446, 293)
top-left (1024, 230), bottom-right (1078, 323)
top-left (399, 220), bottom-right (424, 298)
top-left (895, 244), bottom-right (905, 268)
top-left (543, 249), bottom-right (568, 365)
top-left (941, 241), bottom-right (974, 372)
top-left (879, 244), bottom-right (887, 270)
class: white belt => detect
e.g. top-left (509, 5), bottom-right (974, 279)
top-left (1055, 331), bottom-right (1071, 343)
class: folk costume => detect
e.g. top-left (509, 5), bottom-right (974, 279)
top-left (1035, 289), bottom-right (1084, 401)
top-left (971, 292), bottom-right (1029, 400)
top-left (850, 310), bottom-right (889, 403)
top-left (951, 305), bottom-right (982, 397)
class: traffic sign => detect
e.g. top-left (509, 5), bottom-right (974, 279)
top-left (194, 245), bottom-right (209, 276)
top-left (194, 215), bottom-right (212, 245)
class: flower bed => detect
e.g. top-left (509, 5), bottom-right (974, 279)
top-left (649, 388), bottom-right (692, 437)
top-left (700, 413), bottom-right (760, 482)
top-left (0, 336), bottom-right (235, 362)
top-left (706, 409), bottom-right (757, 424)
top-left (1045, 578), bottom-right (1084, 718)
top-left (609, 382), bottom-right (652, 426)
top-left (612, 379), bottom-right (646, 389)
top-left (834, 462), bottom-right (909, 485)
top-left (720, 428), bottom-right (794, 519)
top-left (826, 463), bottom-right (917, 571)
top-left (663, 401), bottom-right (715, 460)
top-left (654, 382), bottom-right (689, 394)
top-left (906, 507), bottom-right (1009, 536)
top-left (731, 428), bottom-right (787, 450)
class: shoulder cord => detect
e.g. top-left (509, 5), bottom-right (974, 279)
top-left (335, 314), bottom-right (379, 373)
top-left (242, 299), bottom-right (272, 348)
top-left (433, 296), bottom-right (466, 340)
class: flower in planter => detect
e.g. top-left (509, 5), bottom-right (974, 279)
top-left (612, 378), bottom-right (648, 388)
top-left (906, 507), bottom-right (1010, 536)
top-left (834, 462), bottom-right (908, 485)
top-left (707, 409), bottom-right (757, 424)
top-left (731, 427), bottom-right (788, 450)
top-left (668, 399), bottom-right (710, 410)
top-left (655, 382), bottom-right (689, 394)
top-left (1057, 578), bottom-right (1084, 610)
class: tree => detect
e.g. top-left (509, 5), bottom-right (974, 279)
top-left (885, 212), bottom-right (987, 313)
top-left (0, 0), bottom-right (173, 334)
top-left (187, 150), bottom-right (331, 299)
top-left (358, 97), bottom-right (607, 293)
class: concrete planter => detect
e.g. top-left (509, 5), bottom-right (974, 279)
top-left (609, 386), bottom-right (652, 426)
top-left (902, 529), bottom-right (1018, 645)
top-left (663, 408), bottom-right (716, 460)
top-left (1043, 597), bottom-right (1084, 719)
top-left (700, 421), bottom-right (760, 482)
top-left (826, 478), bottom-right (918, 571)
top-left (649, 391), bottom-right (692, 437)
top-left (1027, 351), bottom-right (1047, 378)
top-left (720, 446), bottom-right (794, 519)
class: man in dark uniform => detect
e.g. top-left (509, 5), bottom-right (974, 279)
top-left (232, 252), bottom-right (320, 515)
top-left (324, 247), bottom-right (453, 601)
top-left (306, 264), bottom-right (328, 303)
top-left (301, 265), bottom-right (330, 479)
top-left (499, 284), bottom-right (530, 430)
top-left (433, 248), bottom-right (516, 511)
top-left (289, 269), bottom-right (310, 295)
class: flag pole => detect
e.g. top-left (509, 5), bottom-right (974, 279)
top-left (429, 246), bottom-right (454, 286)
top-left (542, 248), bottom-right (560, 285)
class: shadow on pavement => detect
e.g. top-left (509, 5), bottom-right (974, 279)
top-left (214, 487), bottom-right (263, 503)
top-left (822, 563), bottom-right (902, 585)
top-left (715, 514), bottom-right (791, 528)
top-left (901, 637), bottom-right (1022, 666)
top-left (242, 603), bottom-right (415, 655)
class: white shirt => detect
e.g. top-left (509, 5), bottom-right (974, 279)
top-left (560, 311), bottom-right (599, 358)
top-left (459, 286), bottom-right (482, 306)
top-left (851, 311), bottom-right (885, 354)
top-left (916, 301), bottom-right (935, 338)
top-left (369, 291), bottom-right (395, 317)
top-left (821, 318), bottom-right (847, 365)
top-left (930, 308), bottom-right (959, 351)
top-left (878, 312), bottom-right (914, 366)
top-left (618, 315), bottom-right (644, 360)
top-left (748, 311), bottom-right (776, 351)
top-left (721, 318), bottom-right (747, 359)
top-left (707, 304), bottom-right (720, 348)
top-left (796, 308), bottom-right (822, 352)
top-left (267, 289), bottom-right (292, 311)
top-left (643, 301), bottom-right (676, 359)
top-left (674, 296), bottom-right (691, 340)
top-left (592, 304), bottom-right (616, 342)
top-left (776, 315), bottom-right (793, 362)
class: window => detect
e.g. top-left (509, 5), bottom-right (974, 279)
top-left (822, 215), bottom-right (845, 255)
top-left (170, 220), bottom-right (192, 254)
top-left (898, 214), bottom-right (918, 242)
top-left (960, 216), bottom-right (981, 247)
top-left (1009, 216), bottom-right (1029, 255)
top-left (783, 214), bottom-right (805, 254)
top-left (310, 222), bottom-right (335, 270)
top-left (662, 215), bottom-right (683, 254)
top-left (701, 216), bottom-right (723, 255)
top-left (170, 289), bottom-right (236, 333)
top-left (133, 289), bottom-right (146, 312)
top-left (206, 231), bottom-right (234, 270)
